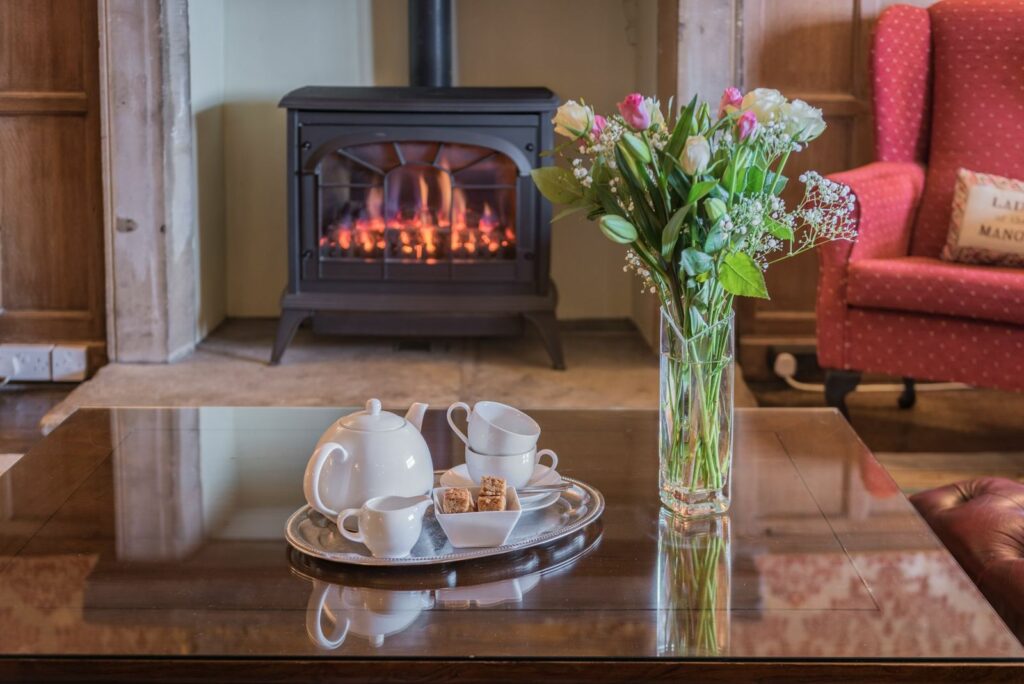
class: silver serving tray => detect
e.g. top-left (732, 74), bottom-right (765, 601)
top-left (285, 475), bottom-right (604, 567)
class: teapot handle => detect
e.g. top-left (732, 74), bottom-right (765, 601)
top-left (446, 402), bottom-right (471, 446)
top-left (305, 580), bottom-right (350, 650)
top-left (304, 441), bottom-right (348, 518)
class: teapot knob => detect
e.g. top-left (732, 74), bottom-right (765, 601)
top-left (365, 398), bottom-right (382, 415)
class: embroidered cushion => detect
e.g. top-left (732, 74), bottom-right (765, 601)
top-left (942, 168), bottom-right (1024, 266)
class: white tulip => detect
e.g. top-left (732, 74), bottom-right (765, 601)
top-left (551, 100), bottom-right (593, 139)
top-left (782, 99), bottom-right (826, 142)
top-left (645, 97), bottom-right (665, 129)
top-left (740, 88), bottom-right (787, 123)
top-left (680, 135), bottom-right (711, 175)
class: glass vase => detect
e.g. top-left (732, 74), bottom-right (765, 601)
top-left (659, 308), bottom-right (735, 517)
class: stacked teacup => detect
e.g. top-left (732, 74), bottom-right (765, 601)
top-left (446, 401), bottom-right (558, 489)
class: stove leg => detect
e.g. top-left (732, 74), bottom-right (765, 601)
top-left (524, 311), bottom-right (566, 370)
top-left (270, 309), bottom-right (311, 365)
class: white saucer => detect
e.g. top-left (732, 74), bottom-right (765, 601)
top-left (440, 464), bottom-right (563, 511)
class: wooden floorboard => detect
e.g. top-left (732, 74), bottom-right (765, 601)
top-left (0, 384), bottom-right (72, 464)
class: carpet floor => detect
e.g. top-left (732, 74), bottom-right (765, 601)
top-left (41, 319), bottom-right (758, 432)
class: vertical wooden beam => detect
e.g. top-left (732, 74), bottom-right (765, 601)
top-left (97, 0), bottom-right (198, 362)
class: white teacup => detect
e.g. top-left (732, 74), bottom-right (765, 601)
top-left (337, 495), bottom-right (432, 559)
top-left (465, 445), bottom-right (558, 490)
top-left (447, 401), bottom-right (541, 455)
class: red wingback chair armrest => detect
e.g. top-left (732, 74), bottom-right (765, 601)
top-left (816, 162), bottom-right (926, 369)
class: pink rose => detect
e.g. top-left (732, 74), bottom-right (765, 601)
top-left (718, 87), bottom-right (743, 118)
top-left (737, 110), bottom-right (757, 141)
top-left (590, 114), bottom-right (607, 139)
top-left (617, 93), bottom-right (652, 131)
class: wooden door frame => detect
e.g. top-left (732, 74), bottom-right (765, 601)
top-left (96, 0), bottom-right (199, 363)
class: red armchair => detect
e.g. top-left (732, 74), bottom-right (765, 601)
top-left (817, 0), bottom-right (1024, 415)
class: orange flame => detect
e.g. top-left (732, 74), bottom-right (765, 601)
top-left (320, 164), bottom-right (514, 261)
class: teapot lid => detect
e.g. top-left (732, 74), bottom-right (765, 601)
top-left (338, 399), bottom-right (405, 432)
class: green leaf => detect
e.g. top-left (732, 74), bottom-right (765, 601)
top-left (614, 146), bottom-right (661, 241)
top-left (744, 166), bottom-right (766, 194)
top-left (687, 180), bottom-right (718, 204)
top-left (765, 218), bottom-right (794, 241)
top-left (723, 148), bottom-right (751, 193)
top-left (680, 247), bottom-right (713, 277)
top-left (530, 167), bottom-right (582, 204)
top-left (596, 187), bottom-right (620, 216)
top-left (720, 252), bottom-right (769, 299)
top-left (620, 132), bottom-right (652, 164)
top-left (666, 94), bottom-right (698, 159)
top-left (599, 215), bottom-right (638, 244)
top-left (551, 204), bottom-right (588, 223)
top-left (704, 221), bottom-right (728, 253)
top-left (667, 169), bottom-right (689, 204)
top-left (708, 182), bottom-right (730, 201)
top-left (766, 171), bottom-right (788, 195)
top-left (660, 204), bottom-right (691, 259)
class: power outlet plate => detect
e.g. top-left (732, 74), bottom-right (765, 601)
top-left (52, 345), bottom-right (88, 382)
top-left (0, 345), bottom-right (53, 381)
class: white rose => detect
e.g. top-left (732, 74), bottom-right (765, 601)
top-left (740, 88), bottom-right (787, 123)
top-left (645, 97), bottom-right (665, 129)
top-left (680, 135), bottom-right (711, 175)
top-left (552, 100), bottom-right (593, 139)
top-left (782, 99), bottom-right (826, 142)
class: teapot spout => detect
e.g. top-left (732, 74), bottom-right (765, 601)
top-left (404, 402), bottom-right (428, 432)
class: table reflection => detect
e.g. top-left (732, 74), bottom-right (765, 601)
top-left (657, 513), bottom-right (731, 656)
top-left (291, 526), bottom-right (601, 650)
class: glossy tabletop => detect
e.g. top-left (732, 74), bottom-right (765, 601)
top-left (0, 407), bottom-right (1020, 681)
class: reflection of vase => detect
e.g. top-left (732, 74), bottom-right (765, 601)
top-left (659, 310), bottom-right (735, 518)
top-left (657, 511), bottom-right (731, 656)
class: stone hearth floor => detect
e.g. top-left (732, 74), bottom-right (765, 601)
top-left (41, 318), bottom-right (758, 432)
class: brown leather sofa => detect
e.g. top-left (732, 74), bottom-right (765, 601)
top-left (911, 478), bottom-right (1024, 641)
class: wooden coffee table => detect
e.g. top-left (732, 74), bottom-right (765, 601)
top-left (0, 407), bottom-right (1020, 682)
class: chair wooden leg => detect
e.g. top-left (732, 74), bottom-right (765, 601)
top-left (824, 369), bottom-right (861, 419)
top-left (898, 377), bottom-right (916, 409)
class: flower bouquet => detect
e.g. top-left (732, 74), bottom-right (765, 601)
top-left (533, 88), bottom-right (856, 516)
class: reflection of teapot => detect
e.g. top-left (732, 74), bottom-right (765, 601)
top-left (304, 399), bottom-right (433, 518)
top-left (306, 579), bottom-right (433, 649)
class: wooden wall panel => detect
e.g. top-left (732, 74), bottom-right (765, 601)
top-left (736, 0), bottom-right (933, 378)
top-left (0, 0), bottom-right (106, 346)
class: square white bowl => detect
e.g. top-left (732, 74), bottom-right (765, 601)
top-left (432, 486), bottom-right (522, 548)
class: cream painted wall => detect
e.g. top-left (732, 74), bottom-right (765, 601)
top-left (457, 0), bottom-right (649, 319)
top-left (198, 0), bottom-right (656, 321)
top-left (189, 0), bottom-right (227, 337)
top-left (220, 0), bottom-right (372, 317)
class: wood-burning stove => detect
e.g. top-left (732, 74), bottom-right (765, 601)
top-left (270, 2), bottom-right (563, 368)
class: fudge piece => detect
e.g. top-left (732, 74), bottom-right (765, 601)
top-left (479, 475), bottom-right (507, 499)
top-left (476, 494), bottom-right (507, 512)
top-left (441, 488), bottom-right (474, 514)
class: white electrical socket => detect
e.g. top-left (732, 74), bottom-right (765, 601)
top-left (0, 345), bottom-right (53, 381)
top-left (52, 345), bottom-right (88, 382)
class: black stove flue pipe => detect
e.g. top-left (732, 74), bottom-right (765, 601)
top-left (408, 0), bottom-right (453, 87)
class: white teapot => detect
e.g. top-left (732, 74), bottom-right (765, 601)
top-left (303, 399), bottom-right (433, 518)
